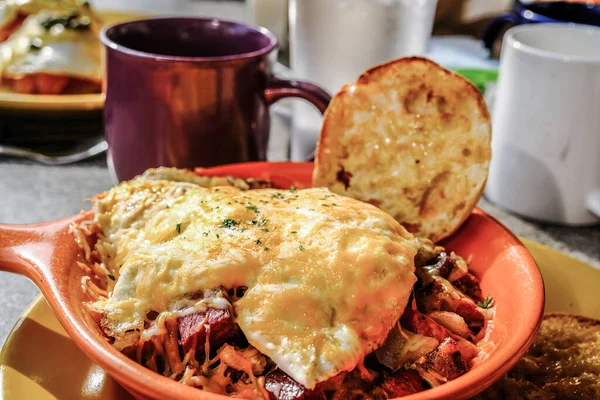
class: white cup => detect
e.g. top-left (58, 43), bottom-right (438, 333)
top-left (485, 24), bottom-right (600, 225)
top-left (288, 0), bottom-right (438, 161)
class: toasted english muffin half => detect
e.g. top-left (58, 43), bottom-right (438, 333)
top-left (473, 313), bottom-right (600, 399)
top-left (313, 57), bottom-right (491, 242)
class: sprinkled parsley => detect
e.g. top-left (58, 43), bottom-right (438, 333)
top-left (298, 245), bottom-right (304, 251)
top-left (271, 193), bottom-right (285, 199)
top-left (246, 204), bottom-right (259, 213)
top-left (264, 247), bottom-right (270, 251)
top-left (289, 186), bottom-right (296, 193)
top-left (255, 239), bottom-right (262, 245)
top-left (107, 274), bottom-right (115, 281)
top-left (477, 295), bottom-right (494, 309)
top-left (176, 223), bottom-right (181, 233)
top-left (259, 219), bottom-right (268, 226)
top-left (321, 204), bottom-right (329, 207)
top-left (216, 234), bottom-right (220, 239)
top-left (291, 231), bottom-right (298, 234)
top-left (220, 219), bottom-right (239, 229)
top-left (261, 228), bottom-right (269, 232)
top-left (251, 220), bottom-right (258, 225)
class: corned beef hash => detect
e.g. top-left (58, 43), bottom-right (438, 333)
top-left (73, 168), bottom-right (495, 399)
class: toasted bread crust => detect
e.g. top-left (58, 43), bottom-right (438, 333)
top-left (474, 313), bottom-right (600, 399)
top-left (313, 57), bottom-right (491, 242)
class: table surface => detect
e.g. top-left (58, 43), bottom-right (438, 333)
top-left (1, 0), bottom-right (599, 349)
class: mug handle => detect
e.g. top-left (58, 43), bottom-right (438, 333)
top-left (264, 77), bottom-right (331, 161)
top-left (586, 189), bottom-right (600, 218)
top-left (482, 12), bottom-right (521, 53)
top-left (264, 77), bottom-right (331, 114)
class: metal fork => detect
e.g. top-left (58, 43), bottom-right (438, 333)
top-left (0, 139), bottom-right (108, 165)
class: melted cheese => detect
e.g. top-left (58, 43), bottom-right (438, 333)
top-left (90, 176), bottom-right (417, 389)
top-left (0, 0), bottom-right (90, 28)
top-left (0, 9), bottom-right (101, 80)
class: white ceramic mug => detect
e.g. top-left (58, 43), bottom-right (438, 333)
top-left (485, 24), bottom-right (600, 225)
top-left (288, 0), bottom-right (438, 161)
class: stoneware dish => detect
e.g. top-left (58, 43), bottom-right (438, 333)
top-left (0, 162), bottom-right (545, 400)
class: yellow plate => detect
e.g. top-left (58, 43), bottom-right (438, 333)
top-left (0, 11), bottom-right (143, 113)
top-left (1, 239), bottom-right (598, 399)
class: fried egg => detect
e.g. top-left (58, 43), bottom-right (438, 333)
top-left (89, 174), bottom-right (418, 389)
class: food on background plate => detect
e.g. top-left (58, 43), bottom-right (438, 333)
top-left (0, 0), bottom-right (92, 41)
top-left (313, 57), bottom-right (492, 242)
top-left (473, 313), bottom-right (600, 400)
top-left (73, 167), bottom-right (494, 399)
top-left (0, 0), bottom-right (102, 94)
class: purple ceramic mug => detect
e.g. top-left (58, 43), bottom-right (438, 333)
top-left (100, 17), bottom-right (331, 181)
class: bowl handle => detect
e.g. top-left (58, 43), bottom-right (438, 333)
top-left (0, 213), bottom-right (88, 281)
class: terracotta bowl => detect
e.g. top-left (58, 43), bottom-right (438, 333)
top-left (0, 162), bottom-right (544, 400)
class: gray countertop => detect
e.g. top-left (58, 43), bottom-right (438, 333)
top-left (1, 0), bottom-right (599, 353)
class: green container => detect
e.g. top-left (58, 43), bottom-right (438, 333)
top-left (453, 69), bottom-right (499, 94)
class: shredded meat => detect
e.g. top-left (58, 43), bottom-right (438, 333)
top-left (381, 369), bottom-right (425, 397)
top-left (178, 308), bottom-right (244, 352)
top-left (265, 370), bottom-right (326, 400)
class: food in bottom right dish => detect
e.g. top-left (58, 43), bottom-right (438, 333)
top-left (473, 313), bottom-right (600, 400)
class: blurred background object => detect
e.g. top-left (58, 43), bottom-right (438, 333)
top-left (483, 0), bottom-right (600, 58)
top-left (288, 0), bottom-right (439, 161)
top-left (246, 0), bottom-right (288, 49)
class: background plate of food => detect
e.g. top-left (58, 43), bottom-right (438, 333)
top-left (0, 0), bottom-right (143, 113)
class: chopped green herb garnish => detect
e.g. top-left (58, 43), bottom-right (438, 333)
top-left (259, 219), bottom-right (268, 226)
top-left (477, 295), bottom-right (494, 309)
top-left (216, 234), bottom-right (220, 239)
top-left (298, 245), bottom-right (304, 251)
top-left (289, 186), bottom-right (296, 193)
top-left (176, 223), bottom-right (181, 233)
top-left (255, 239), bottom-right (262, 245)
top-left (321, 204), bottom-right (329, 207)
top-left (251, 220), bottom-right (258, 225)
top-left (246, 204), bottom-right (259, 212)
top-left (202, 232), bottom-right (209, 236)
top-left (241, 228), bottom-right (248, 232)
top-left (107, 274), bottom-right (115, 281)
top-left (264, 247), bottom-right (270, 251)
top-left (291, 231), bottom-right (298, 234)
top-left (271, 193), bottom-right (285, 199)
top-left (332, 203), bottom-right (338, 207)
top-left (220, 219), bottom-right (239, 229)
top-left (261, 228), bottom-right (269, 232)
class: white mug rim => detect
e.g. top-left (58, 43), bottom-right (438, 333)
top-left (504, 23), bottom-right (600, 64)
